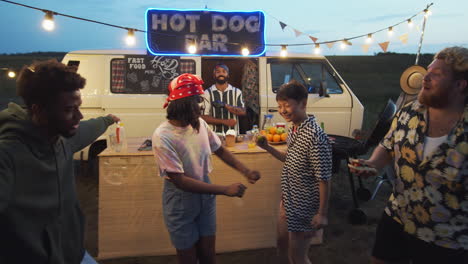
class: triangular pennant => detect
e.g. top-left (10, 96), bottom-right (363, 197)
top-left (378, 41), bottom-right (390, 52)
top-left (326, 42), bottom-right (335, 49)
top-left (279, 21), bottom-right (287, 31)
top-left (399, 33), bottom-right (409, 44)
top-left (362, 44), bottom-right (370, 53)
top-left (309, 36), bottom-right (318, 43)
top-left (293, 29), bottom-right (303, 37)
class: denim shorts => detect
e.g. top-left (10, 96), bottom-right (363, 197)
top-left (162, 177), bottom-right (216, 250)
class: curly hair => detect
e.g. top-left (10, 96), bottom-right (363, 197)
top-left (166, 95), bottom-right (202, 132)
top-left (434, 46), bottom-right (468, 83)
top-left (16, 59), bottom-right (86, 109)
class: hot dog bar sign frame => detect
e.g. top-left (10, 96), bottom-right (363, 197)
top-left (145, 8), bottom-right (266, 57)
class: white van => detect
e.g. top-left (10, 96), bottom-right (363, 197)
top-left (62, 49), bottom-right (363, 160)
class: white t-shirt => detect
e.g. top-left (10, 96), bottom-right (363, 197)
top-left (423, 135), bottom-right (447, 159)
top-left (152, 118), bottom-right (222, 180)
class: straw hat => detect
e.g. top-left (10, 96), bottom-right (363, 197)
top-left (399, 65), bottom-right (427, 95)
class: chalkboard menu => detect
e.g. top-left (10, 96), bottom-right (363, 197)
top-left (124, 55), bottom-right (181, 94)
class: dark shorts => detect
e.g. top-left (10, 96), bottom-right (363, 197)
top-left (372, 212), bottom-right (468, 264)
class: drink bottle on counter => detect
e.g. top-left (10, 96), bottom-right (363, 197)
top-left (115, 122), bottom-right (128, 152)
top-left (262, 114), bottom-right (274, 131)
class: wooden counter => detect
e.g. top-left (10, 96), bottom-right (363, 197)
top-left (97, 137), bottom-right (286, 259)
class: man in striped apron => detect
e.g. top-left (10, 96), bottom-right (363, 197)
top-left (202, 64), bottom-right (246, 134)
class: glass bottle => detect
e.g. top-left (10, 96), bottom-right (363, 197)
top-left (262, 114), bottom-right (274, 131)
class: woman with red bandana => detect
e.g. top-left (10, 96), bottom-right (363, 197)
top-left (152, 73), bottom-right (260, 264)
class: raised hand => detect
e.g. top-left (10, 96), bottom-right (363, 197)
top-left (224, 183), bottom-right (247, 197)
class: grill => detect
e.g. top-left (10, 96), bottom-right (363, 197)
top-left (329, 99), bottom-right (397, 225)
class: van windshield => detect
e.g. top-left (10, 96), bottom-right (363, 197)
top-left (270, 61), bottom-right (343, 94)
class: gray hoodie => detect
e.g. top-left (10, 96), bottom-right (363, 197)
top-left (0, 103), bottom-right (114, 264)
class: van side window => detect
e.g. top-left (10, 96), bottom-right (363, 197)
top-left (270, 61), bottom-right (343, 94)
top-left (110, 58), bottom-right (196, 94)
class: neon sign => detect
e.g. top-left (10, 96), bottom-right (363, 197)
top-left (145, 8), bottom-right (266, 57)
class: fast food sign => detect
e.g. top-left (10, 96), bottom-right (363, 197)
top-left (145, 8), bottom-right (266, 56)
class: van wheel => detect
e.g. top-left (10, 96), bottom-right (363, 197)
top-left (87, 140), bottom-right (107, 178)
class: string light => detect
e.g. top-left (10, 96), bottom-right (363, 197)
top-left (424, 9), bottom-right (432, 18)
top-left (340, 39), bottom-right (349, 50)
top-left (187, 39), bottom-right (197, 54)
top-left (407, 19), bottom-right (413, 28)
top-left (280, 45), bottom-right (287, 57)
top-left (125, 29), bottom-right (136, 46)
top-left (42, 11), bottom-right (55, 31)
top-left (241, 47), bottom-right (250, 56)
top-left (314, 43), bottom-right (320, 54)
top-left (366, 33), bottom-right (373, 43)
top-left (7, 70), bottom-right (16, 78)
top-left (387, 26), bottom-right (393, 36)
top-left (0, 0), bottom-right (434, 55)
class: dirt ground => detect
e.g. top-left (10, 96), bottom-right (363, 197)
top-left (76, 158), bottom-right (393, 264)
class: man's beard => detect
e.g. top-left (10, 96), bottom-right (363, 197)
top-left (215, 76), bottom-right (228, 84)
top-left (418, 91), bottom-right (450, 109)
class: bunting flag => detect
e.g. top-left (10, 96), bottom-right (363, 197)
top-left (399, 33), bottom-right (409, 44)
top-left (309, 36), bottom-right (318, 43)
top-left (379, 41), bottom-right (390, 52)
top-left (279, 21), bottom-right (287, 31)
top-left (326, 42), bottom-right (335, 49)
top-left (293, 29), bottom-right (303, 37)
top-left (362, 44), bottom-right (370, 53)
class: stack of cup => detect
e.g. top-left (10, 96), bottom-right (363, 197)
top-left (225, 129), bottom-right (236, 147)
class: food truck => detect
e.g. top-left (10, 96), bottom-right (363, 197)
top-left (63, 8), bottom-right (363, 160)
top-left (61, 8), bottom-right (364, 259)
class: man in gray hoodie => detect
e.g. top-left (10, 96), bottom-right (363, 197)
top-left (0, 60), bottom-right (119, 264)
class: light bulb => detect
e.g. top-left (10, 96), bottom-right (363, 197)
top-left (7, 71), bottom-right (16, 78)
top-left (366, 34), bottom-right (373, 43)
top-left (388, 27), bottom-right (394, 36)
top-left (187, 44), bottom-right (197, 54)
top-left (280, 45), bottom-right (287, 57)
top-left (340, 40), bottom-right (347, 50)
top-left (42, 12), bottom-right (55, 31)
top-left (241, 47), bottom-right (250, 56)
top-left (424, 9), bottom-right (432, 18)
top-left (314, 44), bottom-right (320, 54)
top-left (125, 29), bottom-right (136, 46)
top-left (407, 19), bottom-right (413, 28)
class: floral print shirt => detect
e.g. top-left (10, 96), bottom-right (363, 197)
top-left (381, 101), bottom-right (468, 250)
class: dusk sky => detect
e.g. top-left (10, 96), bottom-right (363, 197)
top-left (0, 0), bottom-right (466, 55)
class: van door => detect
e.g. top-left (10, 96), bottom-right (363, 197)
top-left (264, 58), bottom-right (353, 137)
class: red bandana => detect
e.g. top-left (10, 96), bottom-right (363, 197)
top-left (163, 73), bottom-right (205, 108)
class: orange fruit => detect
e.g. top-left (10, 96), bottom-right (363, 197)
top-left (273, 134), bottom-right (281, 142)
top-left (281, 133), bottom-right (287, 141)
top-left (269, 126), bottom-right (277, 135)
top-left (260, 130), bottom-right (268, 136)
top-left (266, 134), bottom-right (273, 142)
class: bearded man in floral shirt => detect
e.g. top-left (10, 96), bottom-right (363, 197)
top-left (351, 46), bottom-right (468, 264)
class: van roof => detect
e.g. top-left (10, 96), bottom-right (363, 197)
top-left (66, 49), bottom-right (326, 59)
